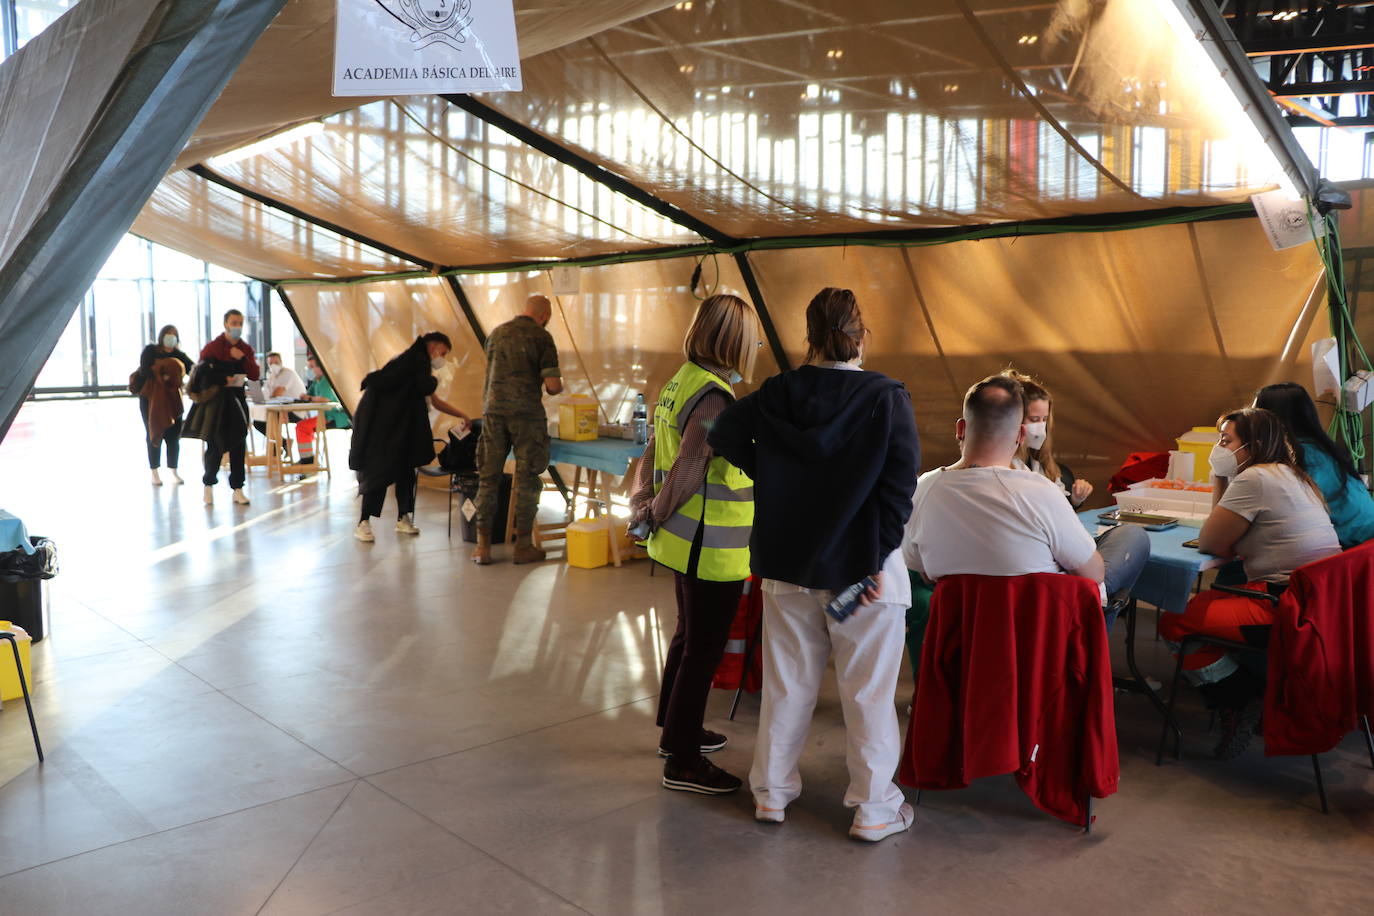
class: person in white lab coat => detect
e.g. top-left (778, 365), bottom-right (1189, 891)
top-left (708, 287), bottom-right (920, 843)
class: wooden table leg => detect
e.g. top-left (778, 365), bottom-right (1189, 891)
top-left (602, 474), bottom-right (622, 568)
top-left (266, 411), bottom-right (282, 481)
top-left (319, 409), bottom-right (331, 477)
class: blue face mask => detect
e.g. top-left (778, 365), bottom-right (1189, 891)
top-left (728, 370), bottom-right (743, 385)
top-left (303, 368), bottom-right (315, 383)
top-left (226, 326), bottom-right (243, 341)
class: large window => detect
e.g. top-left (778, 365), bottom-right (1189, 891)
top-left (30, 235), bottom-right (295, 398)
top-left (2, 0), bottom-right (77, 56)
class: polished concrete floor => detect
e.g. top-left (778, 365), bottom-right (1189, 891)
top-left (0, 398), bottom-right (1372, 915)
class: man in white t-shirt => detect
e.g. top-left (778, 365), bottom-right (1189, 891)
top-left (252, 351), bottom-right (310, 445)
top-left (903, 375), bottom-right (1149, 621)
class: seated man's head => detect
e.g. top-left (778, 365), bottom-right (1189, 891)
top-left (958, 374), bottom-right (1026, 462)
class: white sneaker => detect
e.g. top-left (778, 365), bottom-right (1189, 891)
top-left (232, 488), bottom-right (250, 505)
top-left (151, 470), bottom-right (163, 486)
top-left (755, 805), bottom-right (786, 824)
top-left (355, 520), bottom-right (375, 542)
top-left (395, 513), bottom-right (420, 536)
top-left (203, 486), bottom-right (214, 505)
top-left (849, 802), bottom-right (914, 843)
top-left (170, 471), bottom-right (183, 485)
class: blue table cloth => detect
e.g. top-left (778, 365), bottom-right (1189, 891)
top-left (548, 437), bottom-right (646, 477)
top-left (0, 510), bottom-right (35, 555)
top-left (1078, 509), bottom-right (1221, 614)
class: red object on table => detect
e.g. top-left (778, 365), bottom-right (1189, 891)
top-left (712, 577), bottom-right (763, 692)
top-left (1108, 451), bottom-right (1170, 493)
top-left (899, 573), bottom-right (1119, 826)
top-left (1264, 541), bottom-right (1374, 756)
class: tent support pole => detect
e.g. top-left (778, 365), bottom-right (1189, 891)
top-left (188, 164), bottom-right (437, 270)
top-left (441, 95), bottom-right (795, 370)
top-left (444, 274), bottom-right (487, 348)
top-left (733, 252), bottom-right (791, 372)
top-left (270, 283), bottom-right (352, 421)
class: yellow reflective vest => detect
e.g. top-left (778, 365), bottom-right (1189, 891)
top-left (646, 362), bottom-right (753, 582)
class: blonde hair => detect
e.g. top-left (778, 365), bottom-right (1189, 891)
top-left (684, 293), bottom-right (762, 382)
top-left (1000, 368), bottom-right (1060, 482)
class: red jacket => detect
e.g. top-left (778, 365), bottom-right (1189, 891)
top-left (1264, 541), bottom-right (1374, 756)
top-left (199, 334), bottom-right (260, 381)
top-left (899, 573), bottom-right (1119, 826)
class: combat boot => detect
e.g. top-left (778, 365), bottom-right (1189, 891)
top-left (512, 531), bottom-right (546, 564)
top-left (471, 532), bottom-right (493, 565)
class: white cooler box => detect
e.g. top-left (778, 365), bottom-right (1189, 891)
top-left (1113, 478), bottom-right (1213, 526)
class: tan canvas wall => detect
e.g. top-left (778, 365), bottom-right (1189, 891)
top-left (283, 279), bottom-right (487, 442)
top-left (460, 255), bottom-right (780, 426)
top-left (745, 220), bottom-right (1326, 491)
top-left (283, 219), bottom-right (1325, 500)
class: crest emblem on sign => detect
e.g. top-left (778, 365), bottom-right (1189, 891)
top-left (373, 0), bottom-right (473, 49)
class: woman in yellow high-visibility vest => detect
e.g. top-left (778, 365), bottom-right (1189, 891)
top-left (629, 293), bottom-right (762, 797)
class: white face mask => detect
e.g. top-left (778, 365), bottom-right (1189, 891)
top-left (268, 363), bottom-right (282, 375)
top-left (1209, 442), bottom-right (1241, 478)
top-left (431, 356), bottom-right (446, 371)
top-left (1023, 421), bottom-right (1047, 451)
top-left (162, 334), bottom-right (178, 348)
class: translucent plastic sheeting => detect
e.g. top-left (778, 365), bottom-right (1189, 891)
top-left (207, 97), bottom-right (704, 267)
top-left (132, 170), bottom-right (413, 280)
top-left (480, 0), bottom-right (1293, 237)
top-left (460, 255), bottom-right (780, 427)
top-left (283, 279), bottom-right (487, 432)
top-left (746, 217), bottom-right (1326, 488)
top-left (0, 0), bottom-right (161, 267)
top-left (175, 0), bottom-right (686, 168)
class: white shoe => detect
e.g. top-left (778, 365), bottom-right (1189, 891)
top-left (151, 470), bottom-right (163, 486)
top-left (755, 805), bottom-right (786, 824)
top-left (355, 520), bottom-right (375, 542)
top-left (849, 802), bottom-right (914, 843)
top-left (232, 488), bottom-right (250, 505)
top-left (395, 513), bottom-right (420, 536)
top-left (170, 471), bottom-right (183, 485)
top-left (203, 486), bottom-right (214, 505)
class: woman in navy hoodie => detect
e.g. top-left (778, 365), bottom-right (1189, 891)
top-left (709, 287), bottom-right (920, 843)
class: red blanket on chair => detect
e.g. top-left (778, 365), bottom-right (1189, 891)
top-left (899, 573), bottom-right (1119, 826)
top-left (1264, 541), bottom-right (1374, 756)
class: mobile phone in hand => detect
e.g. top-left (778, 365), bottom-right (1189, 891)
top-left (825, 576), bottom-right (878, 623)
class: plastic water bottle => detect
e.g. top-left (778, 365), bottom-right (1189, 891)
top-left (633, 393), bottom-right (648, 445)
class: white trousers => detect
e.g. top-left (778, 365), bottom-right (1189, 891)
top-left (750, 587), bottom-right (907, 825)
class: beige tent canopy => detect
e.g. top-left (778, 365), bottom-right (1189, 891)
top-left (6, 0), bottom-right (1336, 482)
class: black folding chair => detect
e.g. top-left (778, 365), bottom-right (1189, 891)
top-left (2, 631), bottom-right (43, 763)
top-left (1156, 584), bottom-right (1374, 813)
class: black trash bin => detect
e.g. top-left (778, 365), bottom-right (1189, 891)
top-left (458, 473), bottom-right (511, 544)
top-left (0, 537), bottom-right (57, 642)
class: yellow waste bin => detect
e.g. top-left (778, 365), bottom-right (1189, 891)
top-left (559, 396), bottom-right (599, 442)
top-left (1175, 427), bottom-right (1219, 482)
top-left (0, 622), bottom-right (33, 702)
top-left (566, 518), bottom-right (611, 569)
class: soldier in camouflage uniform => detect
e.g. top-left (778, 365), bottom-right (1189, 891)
top-left (473, 294), bottom-right (563, 564)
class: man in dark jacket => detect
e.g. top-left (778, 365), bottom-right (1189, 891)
top-left (194, 309), bottom-right (259, 507)
top-left (708, 364), bottom-right (919, 592)
top-left (348, 333), bottom-right (469, 542)
top-left (706, 286), bottom-right (920, 843)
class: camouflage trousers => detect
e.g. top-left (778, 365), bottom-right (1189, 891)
top-left (475, 414), bottom-right (550, 533)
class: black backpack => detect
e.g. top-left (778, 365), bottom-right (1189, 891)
top-left (437, 418), bottom-right (483, 474)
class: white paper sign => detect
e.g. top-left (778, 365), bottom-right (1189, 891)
top-left (1313, 337), bottom-right (1341, 396)
top-left (333, 0), bottom-right (522, 97)
top-left (550, 265), bottom-right (581, 296)
top-left (1251, 189), bottom-right (1325, 251)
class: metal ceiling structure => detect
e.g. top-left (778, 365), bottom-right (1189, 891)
top-left (1220, 0), bottom-right (1374, 128)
